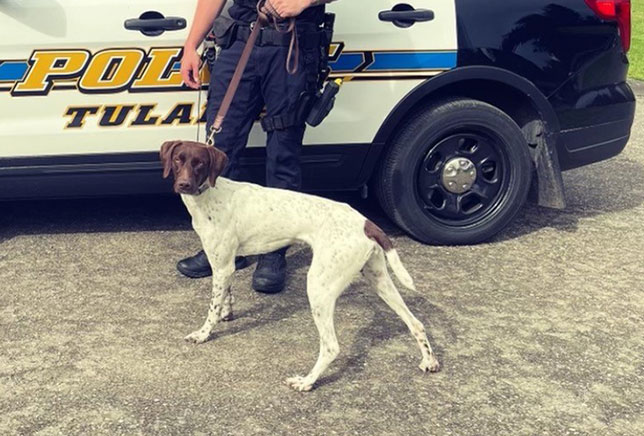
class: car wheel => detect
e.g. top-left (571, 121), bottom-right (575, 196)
top-left (375, 98), bottom-right (533, 245)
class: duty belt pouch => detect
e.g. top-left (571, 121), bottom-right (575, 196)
top-left (302, 12), bottom-right (337, 127)
top-left (306, 79), bottom-right (340, 127)
top-left (212, 11), bottom-right (237, 49)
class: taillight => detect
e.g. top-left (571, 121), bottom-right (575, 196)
top-left (584, 0), bottom-right (631, 52)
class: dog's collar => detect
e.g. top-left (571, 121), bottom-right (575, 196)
top-left (195, 182), bottom-right (210, 196)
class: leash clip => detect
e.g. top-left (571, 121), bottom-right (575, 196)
top-left (206, 124), bottom-right (221, 146)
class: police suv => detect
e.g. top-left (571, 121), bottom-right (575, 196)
top-left (0, 0), bottom-right (635, 245)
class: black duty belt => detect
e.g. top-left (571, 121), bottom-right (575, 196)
top-left (235, 22), bottom-right (323, 49)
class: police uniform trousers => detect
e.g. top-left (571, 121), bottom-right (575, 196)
top-left (205, 36), bottom-right (316, 191)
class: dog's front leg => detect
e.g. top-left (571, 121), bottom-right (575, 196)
top-left (221, 292), bottom-right (234, 322)
top-left (185, 258), bottom-right (235, 345)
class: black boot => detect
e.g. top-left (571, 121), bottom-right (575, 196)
top-left (252, 248), bottom-right (287, 294)
top-left (177, 250), bottom-right (248, 278)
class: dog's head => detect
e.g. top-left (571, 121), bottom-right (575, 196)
top-left (160, 140), bottom-right (228, 195)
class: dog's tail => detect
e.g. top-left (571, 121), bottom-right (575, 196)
top-left (384, 249), bottom-right (416, 291)
top-left (364, 220), bottom-right (416, 291)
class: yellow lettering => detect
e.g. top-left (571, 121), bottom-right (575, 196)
top-left (13, 50), bottom-right (89, 95)
top-left (79, 49), bottom-right (144, 92)
top-left (132, 48), bottom-right (183, 89)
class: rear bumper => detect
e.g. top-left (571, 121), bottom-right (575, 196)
top-left (553, 83), bottom-right (636, 171)
top-left (556, 112), bottom-right (634, 170)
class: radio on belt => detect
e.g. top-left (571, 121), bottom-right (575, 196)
top-left (306, 78), bottom-right (343, 127)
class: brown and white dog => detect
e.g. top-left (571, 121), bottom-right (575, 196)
top-left (160, 140), bottom-right (440, 391)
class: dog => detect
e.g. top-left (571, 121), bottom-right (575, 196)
top-left (160, 140), bottom-right (440, 391)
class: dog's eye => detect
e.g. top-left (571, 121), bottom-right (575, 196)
top-left (192, 158), bottom-right (204, 169)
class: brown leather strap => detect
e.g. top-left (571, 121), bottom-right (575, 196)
top-left (284, 21), bottom-right (299, 74)
top-left (263, 0), bottom-right (299, 74)
top-left (212, 11), bottom-right (267, 132)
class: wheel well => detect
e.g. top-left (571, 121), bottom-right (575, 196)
top-left (403, 79), bottom-right (543, 143)
top-left (367, 79), bottom-right (546, 183)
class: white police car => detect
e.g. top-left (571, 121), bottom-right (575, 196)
top-left (0, 0), bottom-right (635, 244)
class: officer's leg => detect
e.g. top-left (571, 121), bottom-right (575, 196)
top-left (207, 40), bottom-right (264, 180)
top-left (177, 40), bottom-right (263, 279)
top-left (260, 44), bottom-right (312, 190)
top-left (250, 44), bottom-right (317, 293)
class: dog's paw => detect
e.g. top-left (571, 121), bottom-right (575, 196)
top-left (419, 355), bottom-right (441, 373)
top-left (285, 376), bottom-right (314, 392)
top-left (184, 330), bottom-right (212, 344)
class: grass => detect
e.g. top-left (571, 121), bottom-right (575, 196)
top-left (631, 0), bottom-right (644, 79)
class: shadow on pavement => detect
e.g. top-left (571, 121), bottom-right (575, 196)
top-left (1, 155), bottom-right (642, 246)
top-left (0, 190), bottom-right (402, 246)
top-left (0, 194), bottom-right (191, 245)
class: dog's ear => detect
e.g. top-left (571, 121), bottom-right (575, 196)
top-left (207, 146), bottom-right (228, 187)
top-left (160, 141), bottom-right (181, 178)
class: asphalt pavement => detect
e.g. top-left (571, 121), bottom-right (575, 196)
top-left (1, 92), bottom-right (643, 435)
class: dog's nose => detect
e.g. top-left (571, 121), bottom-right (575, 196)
top-left (177, 181), bottom-right (192, 191)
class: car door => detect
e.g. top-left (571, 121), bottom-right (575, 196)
top-left (290, 0), bottom-right (458, 147)
top-left (0, 0), bottom-right (199, 159)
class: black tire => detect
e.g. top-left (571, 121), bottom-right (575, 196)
top-left (375, 98), bottom-right (532, 245)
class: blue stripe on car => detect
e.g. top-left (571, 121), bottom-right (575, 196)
top-left (0, 61), bottom-right (28, 81)
top-left (329, 53), bottom-right (364, 73)
top-left (365, 52), bottom-right (457, 71)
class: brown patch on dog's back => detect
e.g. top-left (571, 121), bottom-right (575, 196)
top-left (364, 220), bottom-right (393, 252)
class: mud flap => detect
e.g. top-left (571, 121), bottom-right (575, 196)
top-left (523, 120), bottom-right (566, 209)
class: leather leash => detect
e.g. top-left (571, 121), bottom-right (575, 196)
top-left (262, 0), bottom-right (299, 75)
top-left (207, 0), bottom-right (297, 146)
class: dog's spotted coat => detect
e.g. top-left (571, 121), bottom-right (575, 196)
top-left (161, 140), bottom-right (440, 391)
